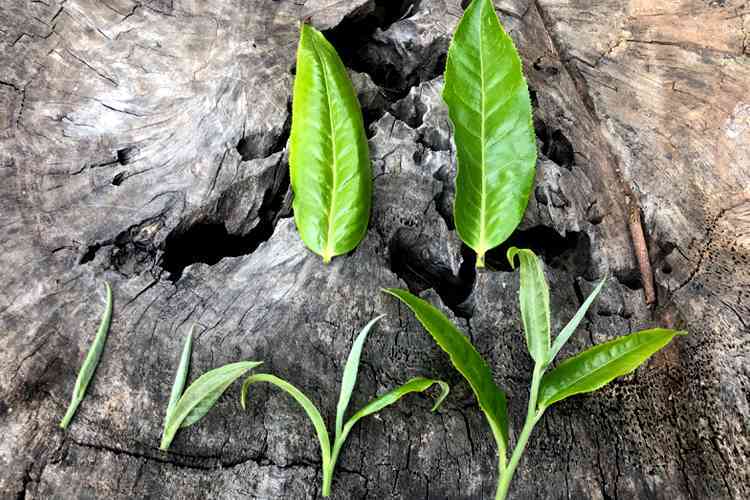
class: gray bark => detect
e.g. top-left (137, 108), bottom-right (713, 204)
top-left (1, 0), bottom-right (748, 499)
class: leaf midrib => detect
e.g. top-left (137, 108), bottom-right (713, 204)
top-left (308, 31), bottom-right (339, 261)
top-left (478, 2), bottom-right (487, 255)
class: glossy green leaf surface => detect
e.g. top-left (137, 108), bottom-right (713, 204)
top-left (60, 281), bottom-right (113, 430)
top-left (335, 315), bottom-right (385, 438)
top-left (539, 329), bottom-right (685, 409)
top-left (548, 276), bottom-right (606, 365)
top-left (508, 248), bottom-right (550, 364)
top-left (289, 23), bottom-right (372, 263)
top-left (443, 0), bottom-right (537, 267)
top-left (164, 326), bottom-right (193, 431)
top-left (160, 360), bottom-right (262, 450)
top-left (382, 288), bottom-right (509, 460)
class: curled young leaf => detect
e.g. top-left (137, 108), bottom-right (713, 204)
top-left (289, 23), bottom-right (372, 263)
top-left (539, 328), bottom-right (686, 409)
top-left (240, 373), bottom-right (332, 465)
top-left (339, 377), bottom-right (449, 444)
top-left (60, 281), bottom-right (113, 430)
top-left (382, 288), bottom-right (509, 465)
top-left (335, 314), bottom-right (385, 438)
top-left (547, 276), bottom-right (606, 365)
top-left (508, 247), bottom-right (550, 364)
top-left (160, 360), bottom-right (262, 451)
top-left (443, 0), bottom-right (537, 267)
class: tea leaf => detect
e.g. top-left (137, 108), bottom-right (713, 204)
top-left (338, 377), bottom-right (449, 445)
top-left (508, 248), bottom-right (550, 364)
top-left (335, 315), bottom-right (385, 438)
top-left (382, 288), bottom-right (509, 464)
top-left (443, 0), bottom-right (537, 267)
top-left (547, 276), bottom-right (606, 365)
top-left (163, 327), bottom-right (193, 430)
top-left (160, 360), bottom-right (262, 450)
top-left (241, 373), bottom-right (332, 467)
top-left (60, 281), bottom-right (113, 430)
top-left (539, 328), bottom-right (686, 409)
top-left (241, 319), bottom-right (447, 498)
top-left (289, 23), bottom-right (372, 263)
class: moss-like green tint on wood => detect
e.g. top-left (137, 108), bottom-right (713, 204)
top-left (382, 288), bottom-right (509, 467)
top-left (443, 0), bottom-right (537, 267)
top-left (289, 23), bottom-right (372, 263)
top-left (538, 328), bottom-right (686, 409)
top-left (160, 360), bottom-right (262, 451)
top-left (508, 247), bottom-right (550, 364)
top-left (60, 281), bottom-right (113, 430)
top-left (241, 317), bottom-right (448, 497)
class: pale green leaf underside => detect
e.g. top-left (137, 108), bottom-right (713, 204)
top-left (539, 329), bottom-right (686, 408)
top-left (382, 288), bottom-right (509, 456)
top-left (443, 0), bottom-right (537, 266)
top-left (289, 23), bottom-right (372, 263)
top-left (508, 247), bottom-right (550, 364)
top-left (160, 361), bottom-right (262, 450)
top-left (60, 281), bottom-right (113, 430)
top-left (335, 315), bottom-right (385, 438)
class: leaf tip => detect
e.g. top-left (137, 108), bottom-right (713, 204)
top-left (506, 247), bottom-right (520, 269)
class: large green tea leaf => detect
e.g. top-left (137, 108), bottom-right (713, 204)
top-left (443, 0), bottom-right (537, 267)
top-left (60, 281), bottom-right (113, 430)
top-left (508, 248), bottom-right (549, 364)
top-left (539, 329), bottom-right (685, 408)
top-left (382, 288), bottom-right (509, 462)
top-left (289, 23), bottom-right (372, 263)
top-left (160, 361), bottom-right (262, 450)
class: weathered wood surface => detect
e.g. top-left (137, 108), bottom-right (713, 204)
top-left (0, 0), bottom-right (748, 498)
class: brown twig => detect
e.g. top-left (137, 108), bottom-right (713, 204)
top-left (625, 195), bottom-right (656, 305)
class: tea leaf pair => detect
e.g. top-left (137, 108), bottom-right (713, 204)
top-left (160, 327), bottom-right (262, 450)
top-left (60, 281), bottom-right (113, 429)
top-left (240, 315), bottom-right (449, 497)
top-left (290, 0), bottom-right (537, 267)
top-left (384, 247), bottom-right (684, 500)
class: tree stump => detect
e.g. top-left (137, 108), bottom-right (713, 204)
top-left (1, 0), bottom-right (747, 498)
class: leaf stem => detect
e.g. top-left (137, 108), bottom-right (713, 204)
top-left (476, 251), bottom-right (486, 268)
top-left (496, 363), bottom-right (545, 500)
top-left (59, 400), bottom-right (79, 429)
top-left (322, 441), bottom-right (342, 497)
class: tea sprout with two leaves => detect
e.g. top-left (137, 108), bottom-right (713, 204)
top-left (385, 247), bottom-right (685, 499)
top-left (240, 316), bottom-right (449, 497)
